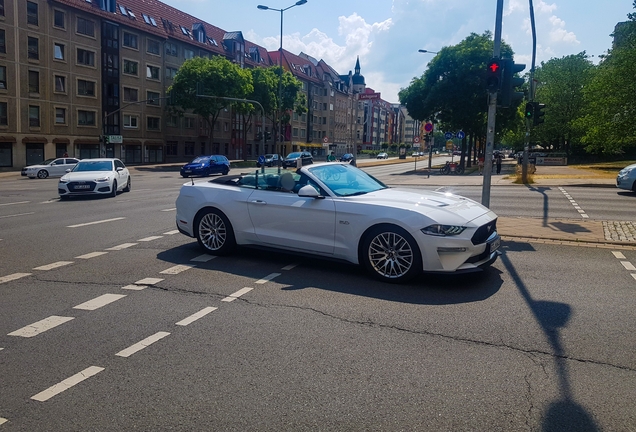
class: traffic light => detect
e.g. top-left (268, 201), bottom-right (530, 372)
top-left (524, 102), bottom-right (534, 119)
top-left (103, 135), bottom-right (110, 145)
top-left (256, 132), bottom-right (263, 141)
top-left (486, 58), bottom-right (502, 93)
top-left (265, 131), bottom-right (271, 141)
top-left (499, 58), bottom-right (526, 108)
top-left (533, 102), bottom-right (546, 126)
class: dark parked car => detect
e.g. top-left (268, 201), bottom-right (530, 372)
top-left (282, 151), bottom-right (313, 168)
top-left (180, 155), bottom-right (230, 177)
top-left (339, 153), bottom-right (354, 163)
top-left (256, 154), bottom-right (282, 168)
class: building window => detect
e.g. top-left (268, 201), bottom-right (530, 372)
top-left (147, 39), bottom-right (160, 55)
top-left (0, 29), bottom-right (5, 54)
top-left (300, 129), bottom-right (306, 138)
top-left (292, 128), bottom-right (298, 137)
top-left (123, 59), bottom-right (138, 75)
top-left (77, 49), bottom-right (95, 66)
top-left (165, 67), bottom-right (178, 79)
top-left (54, 75), bottom-right (66, 92)
top-left (184, 141), bottom-right (195, 155)
top-left (147, 116), bottom-right (160, 130)
top-left (54, 10), bottom-right (65, 28)
top-left (77, 79), bottom-right (95, 96)
top-left (184, 49), bottom-right (194, 60)
top-left (166, 116), bottom-right (178, 127)
top-left (77, 110), bottom-right (96, 126)
top-left (122, 32), bottom-right (138, 49)
top-left (0, 66), bottom-right (6, 90)
top-left (147, 91), bottom-right (160, 105)
top-left (0, 102), bottom-right (7, 126)
top-left (123, 87), bottom-right (138, 102)
top-left (123, 115), bottom-right (138, 128)
top-left (54, 43), bottom-right (65, 60)
top-left (27, 1), bottom-right (39, 26)
top-left (28, 37), bottom-right (39, 60)
top-left (28, 70), bottom-right (39, 93)
top-left (146, 65), bottom-right (159, 80)
top-left (184, 117), bottom-right (194, 128)
top-left (165, 43), bottom-right (177, 56)
top-left (55, 108), bottom-right (66, 124)
top-left (77, 17), bottom-right (95, 37)
top-left (29, 105), bottom-right (40, 127)
top-left (0, 0), bottom-right (4, 18)
top-left (166, 141), bottom-right (177, 156)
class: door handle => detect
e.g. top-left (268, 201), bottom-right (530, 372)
top-left (250, 200), bottom-right (267, 205)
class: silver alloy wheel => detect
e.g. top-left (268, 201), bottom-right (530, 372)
top-left (37, 170), bottom-right (48, 179)
top-left (199, 212), bottom-right (227, 251)
top-left (367, 231), bottom-right (414, 279)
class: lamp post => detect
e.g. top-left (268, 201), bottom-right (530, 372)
top-left (257, 0), bottom-right (307, 155)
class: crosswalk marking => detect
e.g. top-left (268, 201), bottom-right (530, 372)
top-left (73, 294), bottom-right (127, 311)
top-left (31, 366), bottom-right (104, 402)
top-left (8, 316), bottom-right (75, 338)
top-left (115, 332), bottom-right (170, 358)
top-left (176, 307), bottom-right (217, 326)
top-left (33, 261), bottom-right (73, 271)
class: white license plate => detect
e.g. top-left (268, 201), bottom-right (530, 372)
top-left (74, 185), bottom-right (90, 189)
top-left (488, 236), bottom-right (500, 253)
top-left (185, 170), bottom-right (192, 173)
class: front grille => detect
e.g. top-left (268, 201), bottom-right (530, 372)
top-left (68, 181), bottom-right (96, 192)
top-left (471, 218), bottom-right (497, 245)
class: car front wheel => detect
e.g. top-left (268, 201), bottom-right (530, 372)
top-left (37, 170), bottom-right (49, 179)
top-left (361, 225), bottom-right (421, 283)
top-left (110, 180), bottom-right (117, 197)
top-left (123, 177), bottom-right (131, 192)
top-left (195, 208), bottom-right (236, 255)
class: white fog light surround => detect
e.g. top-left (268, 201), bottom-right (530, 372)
top-left (421, 224), bottom-right (466, 236)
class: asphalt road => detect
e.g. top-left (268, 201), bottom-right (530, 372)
top-left (0, 170), bottom-right (635, 431)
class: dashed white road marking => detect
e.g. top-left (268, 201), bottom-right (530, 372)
top-left (138, 236), bottom-right (163, 242)
top-left (134, 277), bottom-right (164, 285)
top-left (8, 316), bottom-right (75, 338)
top-left (176, 307), bottom-right (218, 326)
top-left (0, 212), bottom-right (35, 219)
top-left (31, 366), bottom-right (104, 402)
top-left (631, 274), bottom-right (636, 281)
top-left (121, 284), bottom-right (146, 291)
top-left (612, 251), bottom-right (626, 259)
top-left (282, 263), bottom-right (298, 271)
top-left (222, 287), bottom-right (253, 302)
top-left (620, 261), bottom-right (636, 271)
top-left (73, 294), bottom-right (127, 311)
top-left (0, 417), bottom-right (7, 425)
top-left (67, 217), bottom-right (126, 228)
top-left (160, 264), bottom-right (195, 275)
top-left (106, 243), bottom-right (137, 251)
top-left (0, 273), bottom-right (31, 284)
top-left (115, 332), bottom-right (170, 358)
top-left (161, 208), bottom-right (176, 212)
top-left (558, 187), bottom-right (588, 218)
top-left (0, 201), bottom-right (30, 206)
top-left (191, 254), bottom-right (216, 262)
top-left (33, 261), bottom-right (73, 271)
top-left (163, 229), bottom-right (179, 235)
top-left (75, 251), bottom-right (109, 259)
top-left (255, 273), bottom-right (281, 284)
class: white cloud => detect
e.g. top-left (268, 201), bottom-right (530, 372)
top-left (548, 15), bottom-right (579, 44)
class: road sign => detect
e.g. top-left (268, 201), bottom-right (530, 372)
top-left (457, 130), bottom-right (465, 139)
top-left (413, 136), bottom-right (420, 144)
top-left (445, 141), bottom-right (453, 150)
top-left (444, 132), bottom-right (454, 140)
top-left (108, 135), bottom-right (123, 144)
top-left (323, 136), bottom-right (329, 143)
top-left (424, 122), bottom-right (433, 133)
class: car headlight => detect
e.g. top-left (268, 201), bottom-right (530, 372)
top-left (619, 167), bottom-right (634, 176)
top-left (95, 176), bottom-right (110, 182)
top-left (59, 178), bottom-right (68, 184)
top-left (421, 224), bottom-right (466, 236)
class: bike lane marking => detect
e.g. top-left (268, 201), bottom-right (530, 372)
top-left (8, 316), bottom-right (75, 338)
top-left (176, 307), bottom-right (218, 326)
top-left (31, 366), bottom-right (105, 402)
top-left (115, 332), bottom-right (170, 358)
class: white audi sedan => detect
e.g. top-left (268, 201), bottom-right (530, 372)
top-left (58, 158), bottom-right (131, 200)
top-left (175, 163), bottom-right (499, 283)
top-left (23, 157), bottom-right (80, 179)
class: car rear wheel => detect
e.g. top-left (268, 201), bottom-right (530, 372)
top-left (110, 180), bottom-right (117, 197)
top-left (195, 208), bottom-right (236, 255)
top-left (37, 170), bottom-right (49, 179)
top-left (123, 177), bottom-right (131, 192)
top-left (361, 225), bottom-right (421, 283)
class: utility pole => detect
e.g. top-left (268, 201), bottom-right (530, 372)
top-left (523, 0), bottom-right (538, 183)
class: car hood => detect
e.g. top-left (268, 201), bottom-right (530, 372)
top-left (25, 164), bottom-right (49, 169)
top-left (349, 188), bottom-right (494, 224)
top-left (61, 171), bottom-right (115, 181)
top-left (619, 163), bottom-right (636, 173)
top-left (182, 163), bottom-right (207, 169)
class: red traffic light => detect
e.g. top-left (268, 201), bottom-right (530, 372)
top-left (486, 59), bottom-right (502, 93)
top-left (488, 61), bottom-right (500, 73)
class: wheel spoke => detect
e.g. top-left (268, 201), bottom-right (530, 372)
top-left (200, 214), bottom-right (226, 250)
top-left (368, 231), bottom-right (413, 279)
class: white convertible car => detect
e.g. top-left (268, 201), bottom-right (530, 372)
top-left (175, 163), bottom-right (500, 283)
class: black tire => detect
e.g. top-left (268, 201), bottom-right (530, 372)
top-left (123, 177), bottom-right (131, 192)
top-left (222, 167), bottom-right (229, 175)
top-left (204, 168), bottom-right (211, 177)
top-left (632, 180), bottom-right (636, 192)
top-left (455, 166), bottom-right (465, 175)
top-left (59, 195), bottom-right (68, 201)
top-left (195, 208), bottom-right (236, 255)
top-left (110, 180), bottom-right (117, 197)
top-left (37, 170), bottom-right (49, 179)
top-left (360, 225), bottom-right (422, 283)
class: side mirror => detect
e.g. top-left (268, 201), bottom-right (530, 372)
top-left (65, 168), bottom-right (71, 173)
top-left (116, 167), bottom-right (124, 172)
top-left (297, 185), bottom-right (323, 199)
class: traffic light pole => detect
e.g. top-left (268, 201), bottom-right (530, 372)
top-left (523, 0), bottom-right (538, 183)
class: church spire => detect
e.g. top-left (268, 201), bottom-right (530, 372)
top-left (355, 56), bottom-right (361, 75)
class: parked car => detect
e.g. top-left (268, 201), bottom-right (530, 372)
top-left (616, 163), bottom-right (636, 192)
top-left (256, 154), bottom-right (282, 168)
top-left (377, 152), bottom-right (389, 159)
top-left (339, 153), bottom-right (355, 163)
top-left (282, 151), bottom-right (313, 168)
top-left (58, 158), bottom-right (130, 199)
top-left (412, 152), bottom-right (420, 157)
top-left (175, 162), bottom-right (500, 283)
top-left (180, 155), bottom-right (230, 178)
top-left (22, 158), bottom-right (80, 179)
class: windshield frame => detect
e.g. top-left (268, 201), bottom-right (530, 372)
top-left (306, 163), bottom-right (388, 197)
top-left (71, 160), bottom-right (114, 172)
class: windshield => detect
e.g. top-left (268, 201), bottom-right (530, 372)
top-left (190, 156), bottom-right (209, 164)
top-left (265, 154), bottom-right (275, 159)
top-left (286, 152), bottom-right (301, 159)
top-left (308, 164), bottom-right (387, 197)
top-left (72, 160), bottom-right (114, 172)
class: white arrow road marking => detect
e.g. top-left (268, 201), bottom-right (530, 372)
top-left (222, 287), bottom-right (253, 302)
top-left (0, 273), bottom-right (31, 284)
top-left (255, 273), bottom-right (281, 284)
top-left (33, 261), bottom-right (73, 271)
top-left (67, 217), bottom-right (125, 228)
top-left (8, 316), bottom-right (75, 338)
top-left (115, 332), bottom-right (170, 358)
top-left (73, 294), bottom-right (127, 311)
top-left (176, 307), bottom-right (218, 326)
top-left (31, 366), bottom-right (104, 402)
top-left (106, 243), bottom-right (137, 251)
top-left (75, 251), bottom-right (109, 259)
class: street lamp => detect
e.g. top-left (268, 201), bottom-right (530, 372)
top-left (418, 49), bottom-right (438, 54)
top-left (257, 0), bottom-right (308, 155)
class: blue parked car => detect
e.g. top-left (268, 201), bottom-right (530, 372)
top-left (180, 155), bottom-right (230, 178)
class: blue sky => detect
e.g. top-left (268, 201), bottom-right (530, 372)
top-left (160, 0), bottom-right (631, 103)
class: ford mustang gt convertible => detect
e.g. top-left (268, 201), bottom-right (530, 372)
top-left (175, 163), bottom-right (500, 283)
